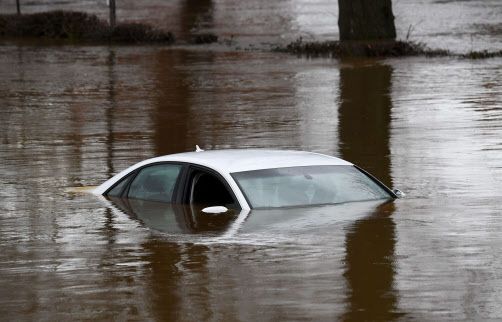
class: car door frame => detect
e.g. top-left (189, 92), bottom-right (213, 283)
top-left (177, 164), bottom-right (242, 210)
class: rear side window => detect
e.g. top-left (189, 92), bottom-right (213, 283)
top-left (128, 164), bottom-right (182, 203)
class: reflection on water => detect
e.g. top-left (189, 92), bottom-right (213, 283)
top-left (108, 197), bottom-right (240, 235)
top-left (142, 239), bottom-right (184, 322)
top-left (104, 195), bottom-right (394, 320)
top-left (338, 63), bottom-right (397, 320)
top-left (343, 202), bottom-right (399, 321)
top-left (105, 49), bottom-right (117, 178)
top-left (339, 61), bottom-right (393, 187)
top-left (153, 50), bottom-right (193, 155)
top-left (179, 0), bottom-right (214, 39)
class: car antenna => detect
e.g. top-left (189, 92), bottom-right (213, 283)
top-left (195, 145), bottom-right (204, 152)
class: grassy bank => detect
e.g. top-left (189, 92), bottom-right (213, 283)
top-left (0, 11), bottom-right (174, 44)
top-left (277, 38), bottom-right (502, 59)
top-left (2, 11), bottom-right (501, 58)
top-left (277, 38), bottom-right (450, 58)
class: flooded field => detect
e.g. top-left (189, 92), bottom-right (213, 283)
top-left (2, 0), bottom-right (502, 51)
top-left (1, 0), bottom-right (502, 321)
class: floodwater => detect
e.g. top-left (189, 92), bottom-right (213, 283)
top-left (2, 0), bottom-right (502, 51)
top-left (1, 1), bottom-right (502, 321)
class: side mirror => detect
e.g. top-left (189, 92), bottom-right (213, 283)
top-left (202, 206), bottom-right (229, 214)
top-left (393, 189), bottom-right (406, 198)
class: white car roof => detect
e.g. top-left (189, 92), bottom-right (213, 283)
top-left (93, 149), bottom-right (352, 196)
top-left (144, 149), bottom-right (352, 173)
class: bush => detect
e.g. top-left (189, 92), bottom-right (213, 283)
top-left (111, 22), bottom-right (174, 43)
top-left (0, 11), bottom-right (174, 44)
top-left (278, 38), bottom-right (450, 58)
top-left (0, 11), bottom-right (108, 39)
top-left (190, 33), bottom-right (218, 44)
top-left (461, 50), bottom-right (502, 59)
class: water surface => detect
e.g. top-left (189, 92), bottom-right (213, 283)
top-left (1, 1), bottom-right (502, 320)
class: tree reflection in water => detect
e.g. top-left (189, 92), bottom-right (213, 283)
top-left (339, 62), bottom-right (401, 320)
top-left (105, 193), bottom-right (399, 319)
top-left (338, 61), bottom-right (393, 187)
top-left (343, 202), bottom-right (400, 321)
top-left (106, 196), bottom-right (236, 321)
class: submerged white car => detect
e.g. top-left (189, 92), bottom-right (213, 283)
top-left (93, 149), bottom-right (401, 212)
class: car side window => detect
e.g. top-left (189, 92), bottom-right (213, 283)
top-left (188, 169), bottom-right (237, 209)
top-left (107, 174), bottom-right (132, 197)
top-left (128, 164), bottom-right (182, 203)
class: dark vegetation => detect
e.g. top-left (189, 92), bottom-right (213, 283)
top-left (189, 33), bottom-right (218, 45)
top-left (460, 50), bottom-right (502, 59)
top-left (277, 38), bottom-right (449, 58)
top-left (277, 38), bottom-right (502, 59)
top-left (1, 9), bottom-right (501, 59)
top-left (0, 11), bottom-right (174, 44)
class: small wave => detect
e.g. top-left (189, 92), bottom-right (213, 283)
top-left (65, 186), bottom-right (96, 194)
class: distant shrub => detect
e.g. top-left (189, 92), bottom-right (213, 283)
top-left (0, 11), bottom-right (174, 44)
top-left (461, 50), bottom-right (502, 59)
top-left (190, 33), bottom-right (218, 44)
top-left (111, 22), bottom-right (174, 43)
top-left (0, 11), bottom-right (107, 39)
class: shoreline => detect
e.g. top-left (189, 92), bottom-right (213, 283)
top-left (2, 10), bottom-right (502, 59)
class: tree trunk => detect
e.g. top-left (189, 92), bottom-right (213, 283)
top-left (16, 0), bottom-right (20, 15)
top-left (338, 0), bottom-right (396, 41)
top-left (109, 0), bottom-right (116, 28)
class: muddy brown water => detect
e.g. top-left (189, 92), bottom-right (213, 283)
top-left (2, 1), bottom-right (502, 321)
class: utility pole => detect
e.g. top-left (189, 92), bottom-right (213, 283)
top-left (16, 0), bottom-right (21, 15)
top-left (109, 0), bottom-right (116, 28)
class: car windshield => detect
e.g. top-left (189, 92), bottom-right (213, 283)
top-left (232, 165), bottom-right (392, 208)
